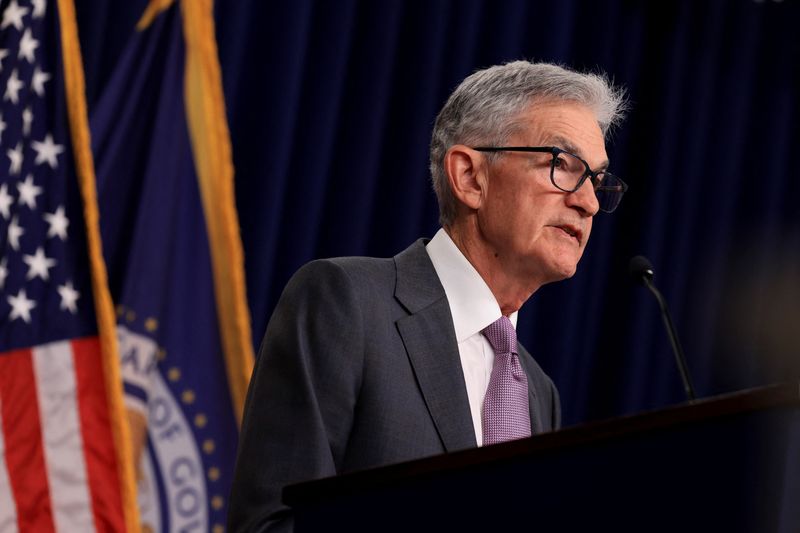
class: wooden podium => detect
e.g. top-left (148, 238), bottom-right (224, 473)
top-left (284, 383), bottom-right (800, 532)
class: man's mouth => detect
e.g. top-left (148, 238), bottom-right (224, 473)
top-left (553, 224), bottom-right (582, 244)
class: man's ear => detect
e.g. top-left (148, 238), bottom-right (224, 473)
top-left (444, 145), bottom-right (485, 211)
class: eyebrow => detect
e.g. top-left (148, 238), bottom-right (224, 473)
top-left (549, 135), bottom-right (610, 171)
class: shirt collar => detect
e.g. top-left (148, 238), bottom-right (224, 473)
top-left (425, 228), bottom-right (518, 342)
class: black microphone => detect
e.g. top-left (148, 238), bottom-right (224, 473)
top-left (629, 255), bottom-right (696, 401)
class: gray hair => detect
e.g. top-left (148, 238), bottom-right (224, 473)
top-left (430, 61), bottom-right (627, 226)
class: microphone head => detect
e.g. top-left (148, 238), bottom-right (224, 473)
top-left (629, 255), bottom-right (655, 285)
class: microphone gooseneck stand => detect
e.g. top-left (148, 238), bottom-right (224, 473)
top-left (630, 255), bottom-right (696, 402)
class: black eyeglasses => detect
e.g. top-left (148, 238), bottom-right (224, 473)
top-left (472, 146), bottom-right (628, 213)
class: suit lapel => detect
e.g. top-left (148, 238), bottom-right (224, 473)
top-left (394, 240), bottom-right (477, 452)
top-left (517, 344), bottom-right (544, 434)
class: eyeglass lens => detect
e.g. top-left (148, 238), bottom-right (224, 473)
top-left (552, 151), bottom-right (623, 213)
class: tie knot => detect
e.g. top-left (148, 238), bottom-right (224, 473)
top-left (481, 316), bottom-right (517, 355)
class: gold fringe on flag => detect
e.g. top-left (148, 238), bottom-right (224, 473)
top-left (180, 0), bottom-right (256, 425)
top-left (56, 1), bottom-right (142, 531)
top-left (136, 0), bottom-right (175, 31)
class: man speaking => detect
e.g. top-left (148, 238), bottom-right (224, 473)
top-left (228, 60), bottom-right (628, 532)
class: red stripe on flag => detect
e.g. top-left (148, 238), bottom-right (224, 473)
top-left (0, 348), bottom-right (56, 533)
top-left (72, 337), bottom-right (126, 533)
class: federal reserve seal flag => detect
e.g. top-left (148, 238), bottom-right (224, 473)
top-left (90, 1), bottom-right (255, 532)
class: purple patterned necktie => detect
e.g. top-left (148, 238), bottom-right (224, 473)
top-left (481, 316), bottom-right (531, 445)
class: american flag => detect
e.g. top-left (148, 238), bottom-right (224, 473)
top-left (0, 0), bottom-right (135, 531)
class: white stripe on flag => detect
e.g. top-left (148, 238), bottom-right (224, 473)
top-left (0, 401), bottom-right (20, 533)
top-left (33, 341), bottom-right (97, 533)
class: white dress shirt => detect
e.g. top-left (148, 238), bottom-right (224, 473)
top-left (425, 228), bottom-right (518, 445)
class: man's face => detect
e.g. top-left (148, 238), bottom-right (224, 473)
top-left (475, 100), bottom-right (606, 285)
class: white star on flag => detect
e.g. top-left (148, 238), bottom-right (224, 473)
top-left (44, 205), bottom-right (69, 239)
top-left (58, 281), bottom-right (80, 313)
top-left (18, 28), bottom-right (39, 63)
top-left (7, 289), bottom-right (36, 323)
top-left (4, 68), bottom-right (23, 104)
top-left (17, 174), bottom-right (43, 209)
top-left (31, 0), bottom-right (46, 19)
top-left (0, 49), bottom-right (8, 72)
top-left (0, 258), bottom-right (7, 289)
top-left (1, 0), bottom-right (28, 31)
top-left (31, 134), bottom-right (64, 168)
top-left (22, 106), bottom-right (32, 136)
top-left (0, 112), bottom-right (6, 143)
top-left (0, 183), bottom-right (12, 219)
top-left (7, 142), bottom-right (23, 174)
top-left (23, 247), bottom-right (57, 281)
top-left (7, 216), bottom-right (24, 250)
top-left (31, 67), bottom-right (51, 96)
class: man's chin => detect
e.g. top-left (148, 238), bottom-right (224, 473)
top-left (524, 251), bottom-right (581, 285)
top-left (546, 259), bottom-right (579, 282)
top-left (533, 266), bottom-right (577, 288)
top-left (556, 267), bottom-right (577, 281)
top-left (541, 245), bottom-right (584, 280)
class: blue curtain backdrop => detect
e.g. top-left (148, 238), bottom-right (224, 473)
top-left (74, 0), bottom-right (800, 427)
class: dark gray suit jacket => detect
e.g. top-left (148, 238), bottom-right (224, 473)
top-left (227, 239), bottom-right (560, 532)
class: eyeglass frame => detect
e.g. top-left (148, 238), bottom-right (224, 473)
top-left (470, 146), bottom-right (628, 213)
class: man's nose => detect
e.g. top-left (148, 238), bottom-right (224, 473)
top-left (566, 178), bottom-right (600, 216)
